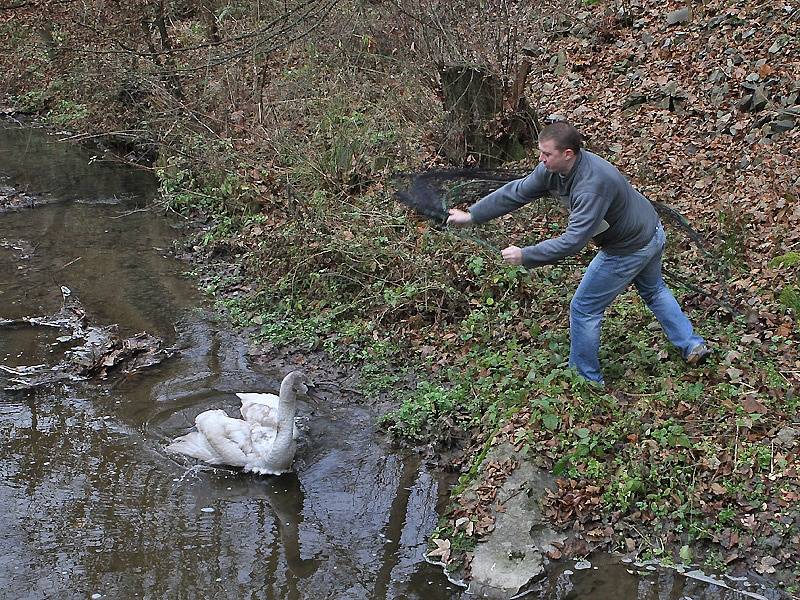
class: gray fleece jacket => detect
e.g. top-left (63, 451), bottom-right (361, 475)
top-left (468, 150), bottom-right (659, 267)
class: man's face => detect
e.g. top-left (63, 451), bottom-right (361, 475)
top-left (538, 138), bottom-right (575, 174)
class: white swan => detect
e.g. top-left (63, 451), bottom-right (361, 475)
top-left (166, 370), bottom-right (310, 475)
top-left (236, 391), bottom-right (300, 438)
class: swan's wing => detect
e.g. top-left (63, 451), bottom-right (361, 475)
top-left (240, 403), bottom-right (279, 427)
top-left (236, 394), bottom-right (302, 439)
top-left (248, 424), bottom-right (278, 450)
top-left (244, 425), bottom-right (295, 475)
top-left (236, 392), bottom-right (280, 409)
top-left (194, 410), bottom-right (250, 467)
top-left (237, 393), bottom-right (280, 426)
top-left (167, 431), bottom-right (225, 464)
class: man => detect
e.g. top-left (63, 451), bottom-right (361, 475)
top-left (447, 121), bottom-right (710, 385)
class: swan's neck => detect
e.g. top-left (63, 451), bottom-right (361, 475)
top-left (264, 375), bottom-right (298, 468)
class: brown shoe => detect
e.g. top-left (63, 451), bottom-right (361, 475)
top-left (686, 343), bottom-right (711, 366)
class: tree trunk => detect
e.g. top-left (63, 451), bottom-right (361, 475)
top-left (440, 64), bottom-right (538, 167)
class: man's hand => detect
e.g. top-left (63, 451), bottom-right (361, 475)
top-left (447, 208), bottom-right (473, 226)
top-left (501, 245), bottom-right (523, 265)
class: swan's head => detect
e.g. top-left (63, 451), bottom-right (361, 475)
top-left (285, 370), bottom-right (312, 396)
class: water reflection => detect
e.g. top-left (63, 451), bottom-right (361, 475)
top-left (0, 126), bottom-right (153, 204)
top-left (0, 125), bottom-right (460, 600)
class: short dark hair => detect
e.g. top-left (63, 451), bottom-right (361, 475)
top-left (539, 122), bottom-right (582, 153)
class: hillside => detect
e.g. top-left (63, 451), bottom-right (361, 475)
top-left (1, 0), bottom-right (798, 593)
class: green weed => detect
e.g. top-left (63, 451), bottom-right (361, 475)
top-left (45, 99), bottom-right (88, 126)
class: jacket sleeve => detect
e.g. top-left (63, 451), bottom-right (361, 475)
top-left (468, 165), bottom-right (550, 224)
top-left (520, 192), bottom-right (611, 267)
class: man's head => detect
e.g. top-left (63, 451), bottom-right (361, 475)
top-left (537, 122), bottom-right (582, 174)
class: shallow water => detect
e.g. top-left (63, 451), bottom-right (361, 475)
top-left (0, 126), bottom-right (463, 600)
top-left (0, 126), bottom-right (786, 600)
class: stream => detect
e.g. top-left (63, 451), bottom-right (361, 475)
top-left (0, 125), bottom-right (787, 600)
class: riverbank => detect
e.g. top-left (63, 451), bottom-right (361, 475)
top-left (2, 0), bottom-right (798, 594)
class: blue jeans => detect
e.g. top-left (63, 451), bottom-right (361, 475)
top-left (568, 223), bottom-right (704, 384)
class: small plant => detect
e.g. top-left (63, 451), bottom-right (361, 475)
top-left (770, 252), bottom-right (800, 312)
top-left (15, 89), bottom-right (48, 112)
top-left (380, 381), bottom-right (467, 441)
top-left (716, 506), bottom-right (736, 527)
top-left (718, 207), bottom-right (749, 272)
top-left (45, 99), bottom-right (88, 126)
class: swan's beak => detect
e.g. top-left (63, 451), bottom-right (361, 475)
top-left (304, 379), bottom-right (324, 406)
top-left (299, 377), bottom-right (315, 397)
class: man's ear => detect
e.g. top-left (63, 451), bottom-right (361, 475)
top-left (563, 148), bottom-right (576, 159)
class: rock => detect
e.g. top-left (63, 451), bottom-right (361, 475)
top-left (769, 36), bottom-right (789, 54)
top-left (774, 426), bottom-right (799, 447)
top-left (666, 6), bottom-right (691, 25)
top-left (738, 87), bottom-right (769, 113)
top-left (708, 70), bottom-right (726, 83)
top-left (622, 94), bottom-right (648, 110)
top-left (463, 443), bottom-right (566, 599)
top-left (771, 120), bottom-right (795, 134)
top-left (751, 89), bottom-right (769, 112)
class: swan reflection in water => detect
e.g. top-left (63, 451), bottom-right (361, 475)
top-left (162, 365), bottom-right (442, 600)
top-left (195, 470), bottom-right (320, 600)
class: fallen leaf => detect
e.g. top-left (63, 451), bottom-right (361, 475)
top-left (723, 551), bottom-right (739, 564)
top-left (427, 538), bottom-right (451, 563)
top-left (741, 395), bottom-right (768, 414)
top-left (546, 547), bottom-right (562, 560)
top-left (755, 556), bottom-right (780, 574)
top-left (726, 366), bottom-right (743, 383)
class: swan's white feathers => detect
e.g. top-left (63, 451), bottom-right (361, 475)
top-left (236, 392), bottom-right (279, 426)
top-left (194, 409), bottom-right (252, 465)
top-left (237, 392), bottom-right (299, 437)
top-left (166, 371), bottom-right (308, 475)
top-left (167, 431), bottom-right (223, 464)
top-left (167, 409), bottom-right (251, 466)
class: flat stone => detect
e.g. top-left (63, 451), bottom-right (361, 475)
top-left (666, 7), bottom-right (691, 25)
top-left (774, 426), bottom-right (799, 447)
top-left (771, 120), bottom-right (795, 133)
top-left (751, 89), bottom-right (769, 112)
top-left (465, 443), bottom-right (566, 599)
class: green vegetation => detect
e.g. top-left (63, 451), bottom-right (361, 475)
top-left (770, 252), bottom-right (800, 313)
top-left (45, 99), bottom-right (88, 126)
